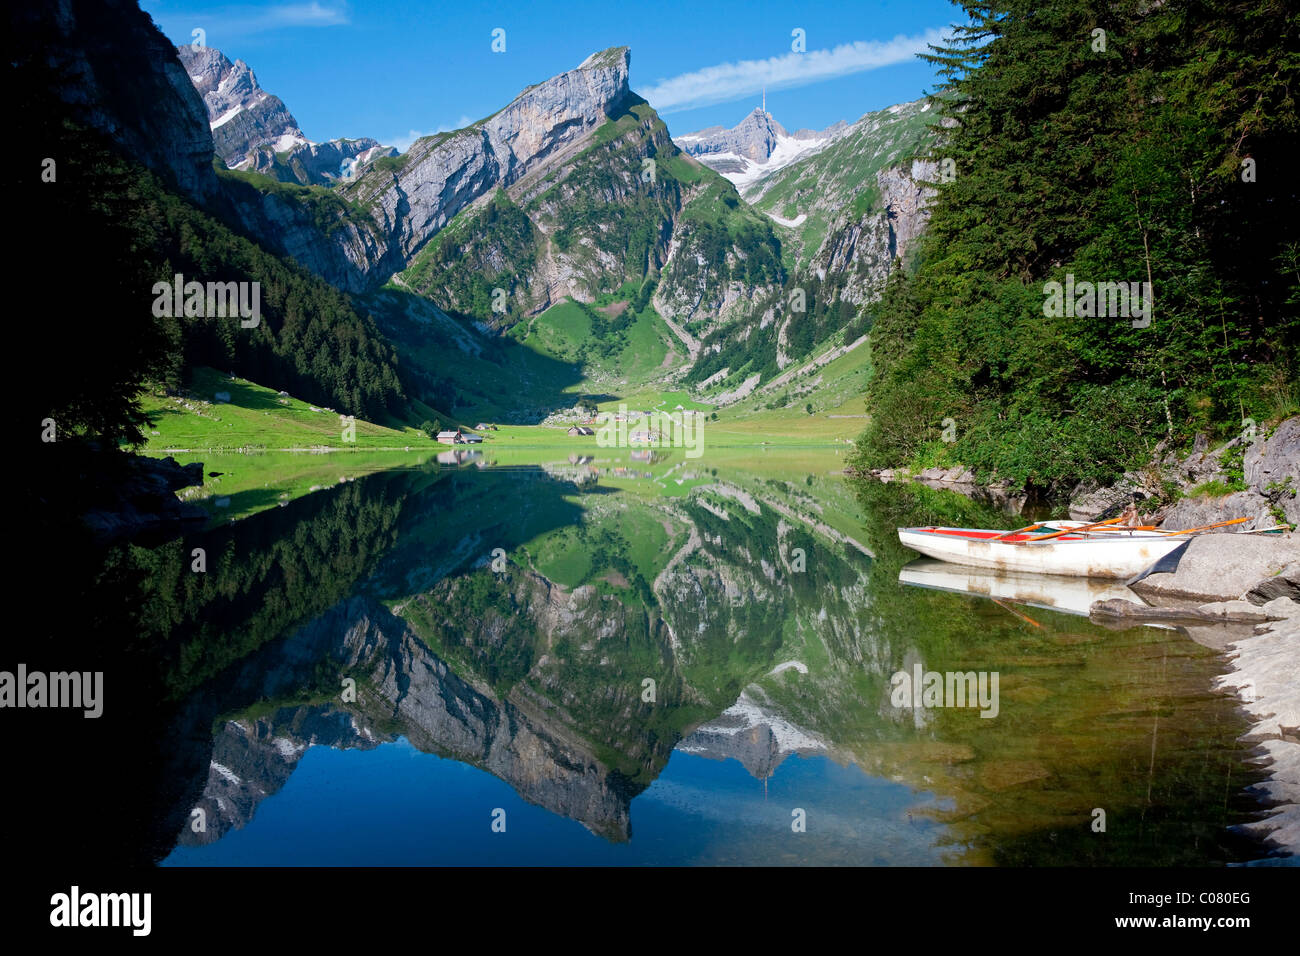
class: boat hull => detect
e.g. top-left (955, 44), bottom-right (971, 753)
top-left (898, 527), bottom-right (1187, 579)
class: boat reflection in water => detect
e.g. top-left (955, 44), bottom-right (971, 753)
top-left (898, 559), bottom-right (1168, 626)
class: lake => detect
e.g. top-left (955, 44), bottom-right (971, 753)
top-left (20, 448), bottom-right (1272, 866)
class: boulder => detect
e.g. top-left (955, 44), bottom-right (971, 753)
top-left (1245, 417), bottom-right (1300, 490)
top-left (1259, 596), bottom-right (1300, 623)
top-left (1130, 532), bottom-right (1300, 603)
top-left (1245, 563), bottom-right (1300, 606)
top-left (1069, 472), bottom-right (1147, 520)
top-left (1160, 490), bottom-right (1271, 530)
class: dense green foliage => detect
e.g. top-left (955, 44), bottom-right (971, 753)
top-left (13, 77), bottom-right (407, 448)
top-left (156, 185), bottom-right (406, 420)
top-left (401, 190), bottom-right (538, 326)
top-left (856, 0), bottom-right (1300, 494)
top-left (218, 164), bottom-right (376, 236)
top-left (544, 103), bottom-right (685, 281)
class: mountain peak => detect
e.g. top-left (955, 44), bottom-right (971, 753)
top-left (674, 109), bottom-right (851, 193)
top-left (739, 107), bottom-right (789, 138)
top-left (579, 46), bottom-right (630, 72)
top-left (572, 47), bottom-right (631, 105)
top-left (176, 43), bottom-right (307, 163)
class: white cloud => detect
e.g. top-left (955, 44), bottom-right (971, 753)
top-left (637, 28), bottom-right (951, 114)
top-left (254, 2), bottom-right (349, 28)
top-left (389, 116), bottom-right (475, 153)
top-left (147, 2), bottom-right (351, 39)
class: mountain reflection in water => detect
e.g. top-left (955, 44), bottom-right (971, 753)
top-left (20, 454), bottom-right (1270, 866)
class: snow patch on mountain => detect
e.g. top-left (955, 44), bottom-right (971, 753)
top-left (674, 108), bottom-right (848, 195)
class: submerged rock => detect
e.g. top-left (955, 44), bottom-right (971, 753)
top-left (1089, 597), bottom-right (1286, 625)
top-left (1216, 605), bottom-right (1300, 859)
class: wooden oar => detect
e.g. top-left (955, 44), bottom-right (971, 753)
top-left (1020, 516), bottom-right (1126, 543)
top-left (992, 599), bottom-right (1042, 628)
top-left (1161, 516), bottom-right (1253, 536)
top-left (1079, 524), bottom-right (1161, 532)
top-left (992, 521), bottom-right (1051, 541)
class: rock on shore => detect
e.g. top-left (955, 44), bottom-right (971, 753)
top-left (1216, 607), bottom-right (1300, 861)
top-left (82, 454), bottom-right (208, 544)
top-left (1070, 416), bottom-right (1300, 528)
top-left (1130, 534), bottom-right (1300, 604)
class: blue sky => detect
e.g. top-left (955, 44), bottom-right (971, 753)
top-left (142, 0), bottom-right (962, 149)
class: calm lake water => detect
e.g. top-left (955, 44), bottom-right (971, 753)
top-left (21, 449), bottom-right (1276, 866)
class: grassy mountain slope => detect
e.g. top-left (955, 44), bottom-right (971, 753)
top-left (364, 94), bottom-right (788, 419)
top-left (393, 95), bottom-right (782, 333)
top-left (676, 100), bottom-right (937, 411)
top-left (749, 98), bottom-right (936, 269)
top-left (140, 367), bottom-right (424, 451)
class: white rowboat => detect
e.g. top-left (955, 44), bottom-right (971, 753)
top-left (897, 522), bottom-right (1189, 579)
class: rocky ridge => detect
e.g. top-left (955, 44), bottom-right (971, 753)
top-left (176, 44), bottom-right (397, 186)
top-left (337, 48), bottom-right (637, 289)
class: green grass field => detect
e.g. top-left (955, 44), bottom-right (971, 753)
top-left (514, 297), bottom-right (674, 390)
top-left (141, 367), bottom-right (428, 451)
top-left (135, 318), bottom-right (873, 532)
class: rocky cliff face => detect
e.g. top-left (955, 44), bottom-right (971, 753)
top-left (750, 98), bottom-right (936, 270)
top-left (681, 109), bottom-right (790, 163)
top-left (175, 45), bottom-right (305, 161)
top-left (1069, 416), bottom-right (1300, 529)
top-left (246, 138), bottom-right (396, 185)
top-left (176, 44), bottom-right (397, 186)
top-left (13, 0), bottom-right (220, 205)
top-left (810, 159), bottom-right (938, 305)
top-left (218, 47), bottom-right (639, 295)
top-left (347, 48), bottom-right (636, 274)
top-left (388, 73), bottom-right (783, 342)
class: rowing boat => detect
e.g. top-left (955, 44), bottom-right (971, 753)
top-left (897, 521), bottom-right (1189, 578)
